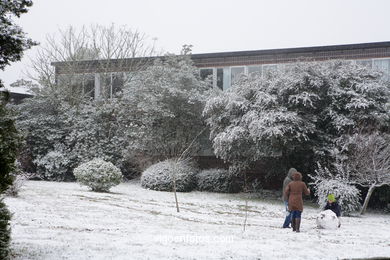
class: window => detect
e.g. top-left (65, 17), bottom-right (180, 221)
top-left (102, 72), bottom-right (125, 99)
top-left (216, 68), bottom-right (223, 89)
top-left (231, 67), bottom-right (245, 84)
top-left (356, 59), bottom-right (372, 68)
top-left (248, 65), bottom-right (262, 77)
top-left (82, 74), bottom-right (95, 99)
top-left (373, 59), bottom-right (390, 80)
top-left (200, 68), bottom-right (213, 81)
top-left (263, 64), bottom-right (277, 75)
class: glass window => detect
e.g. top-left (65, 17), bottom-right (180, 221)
top-left (112, 73), bottom-right (124, 96)
top-left (373, 59), bottom-right (390, 80)
top-left (101, 72), bottom-right (124, 99)
top-left (356, 59), bottom-right (372, 68)
top-left (216, 68), bottom-right (223, 90)
top-left (82, 74), bottom-right (95, 99)
top-left (248, 65), bottom-right (262, 77)
top-left (200, 68), bottom-right (213, 80)
top-left (231, 67), bottom-right (245, 84)
top-left (263, 64), bottom-right (277, 75)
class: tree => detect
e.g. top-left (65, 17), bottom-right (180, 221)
top-left (0, 1), bottom-right (35, 258)
top-left (203, 60), bottom-right (390, 175)
top-left (15, 89), bottom-right (75, 180)
top-left (341, 132), bottom-right (390, 214)
top-left (0, 0), bottom-right (37, 88)
top-left (16, 24), bottom-right (158, 179)
top-left (28, 24), bottom-right (157, 104)
top-left (121, 51), bottom-right (211, 166)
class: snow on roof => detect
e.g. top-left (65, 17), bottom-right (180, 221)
top-left (0, 86), bottom-right (34, 95)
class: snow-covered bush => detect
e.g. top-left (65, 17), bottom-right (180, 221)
top-left (316, 210), bottom-right (340, 230)
top-left (310, 163), bottom-right (361, 214)
top-left (5, 161), bottom-right (30, 197)
top-left (196, 168), bottom-right (241, 193)
top-left (34, 146), bottom-right (73, 181)
top-left (15, 92), bottom-right (75, 180)
top-left (141, 160), bottom-right (197, 192)
top-left (0, 199), bottom-right (11, 259)
top-left (74, 158), bottom-right (123, 192)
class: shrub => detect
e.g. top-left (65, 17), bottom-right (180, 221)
top-left (310, 163), bottom-right (361, 214)
top-left (6, 161), bottom-right (27, 197)
top-left (33, 145), bottom-right (74, 181)
top-left (141, 159), bottom-right (197, 192)
top-left (74, 158), bottom-right (123, 192)
top-left (0, 199), bottom-right (11, 260)
top-left (197, 168), bottom-right (241, 193)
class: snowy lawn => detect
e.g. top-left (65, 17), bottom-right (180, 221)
top-left (5, 180), bottom-right (390, 260)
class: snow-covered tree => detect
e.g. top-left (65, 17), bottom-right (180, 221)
top-left (121, 52), bottom-right (211, 165)
top-left (15, 89), bottom-right (75, 180)
top-left (0, 0), bottom-right (37, 89)
top-left (0, 1), bottom-right (36, 257)
top-left (67, 99), bottom-right (133, 178)
top-left (203, 60), bottom-right (390, 174)
top-left (340, 132), bottom-right (390, 214)
top-left (28, 24), bottom-right (157, 104)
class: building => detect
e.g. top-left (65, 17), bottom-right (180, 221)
top-left (52, 41), bottom-right (390, 99)
top-left (51, 41), bottom-right (390, 187)
top-left (0, 86), bottom-right (34, 104)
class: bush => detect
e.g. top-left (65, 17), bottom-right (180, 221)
top-left (6, 161), bottom-right (27, 197)
top-left (33, 145), bottom-right (74, 181)
top-left (310, 164), bottom-right (361, 214)
top-left (141, 159), bottom-right (197, 192)
top-left (197, 168), bottom-right (241, 193)
top-left (0, 199), bottom-right (11, 259)
top-left (74, 158), bottom-right (123, 192)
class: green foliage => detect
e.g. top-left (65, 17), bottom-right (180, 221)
top-left (196, 168), bottom-right (241, 193)
top-left (74, 158), bottom-right (123, 192)
top-left (0, 0), bottom-right (37, 88)
top-left (122, 54), bottom-right (210, 162)
top-left (0, 94), bottom-right (21, 193)
top-left (203, 61), bottom-right (390, 173)
top-left (141, 159), bottom-right (198, 192)
top-left (0, 199), bottom-right (11, 260)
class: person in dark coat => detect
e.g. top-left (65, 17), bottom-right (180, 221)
top-left (284, 172), bottom-right (310, 232)
top-left (282, 168), bottom-right (297, 228)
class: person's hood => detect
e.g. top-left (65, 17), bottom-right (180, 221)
top-left (287, 168), bottom-right (297, 178)
top-left (292, 172), bottom-right (302, 181)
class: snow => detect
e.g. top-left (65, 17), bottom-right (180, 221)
top-left (0, 86), bottom-right (33, 95)
top-left (5, 181), bottom-right (390, 260)
top-left (316, 210), bottom-right (340, 230)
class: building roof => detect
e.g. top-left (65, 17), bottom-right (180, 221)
top-left (52, 41), bottom-right (390, 73)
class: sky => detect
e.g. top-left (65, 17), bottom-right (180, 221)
top-left (1, 0), bottom-right (390, 87)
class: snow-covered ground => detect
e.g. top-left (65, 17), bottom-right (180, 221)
top-left (5, 181), bottom-right (390, 260)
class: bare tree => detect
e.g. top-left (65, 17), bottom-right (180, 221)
top-left (344, 132), bottom-right (390, 214)
top-left (27, 24), bottom-right (158, 104)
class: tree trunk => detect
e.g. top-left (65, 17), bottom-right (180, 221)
top-left (172, 163), bottom-right (180, 213)
top-left (360, 184), bottom-right (376, 215)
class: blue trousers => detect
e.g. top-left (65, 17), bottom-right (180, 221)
top-left (282, 201), bottom-right (292, 228)
top-left (291, 210), bottom-right (302, 219)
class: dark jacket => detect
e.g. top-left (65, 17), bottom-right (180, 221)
top-left (284, 172), bottom-right (310, 211)
top-left (324, 201), bottom-right (341, 217)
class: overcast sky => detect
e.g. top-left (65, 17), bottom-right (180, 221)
top-left (2, 0), bottom-right (390, 87)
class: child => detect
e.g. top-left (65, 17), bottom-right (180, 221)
top-left (324, 194), bottom-right (341, 227)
